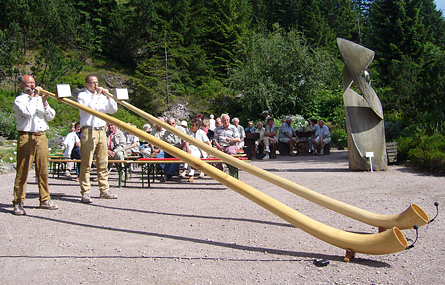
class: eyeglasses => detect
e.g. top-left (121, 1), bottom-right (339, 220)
top-left (87, 81), bottom-right (99, 85)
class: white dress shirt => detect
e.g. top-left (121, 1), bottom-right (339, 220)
top-left (77, 89), bottom-right (118, 128)
top-left (14, 93), bottom-right (55, 132)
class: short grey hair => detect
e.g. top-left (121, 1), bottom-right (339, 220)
top-left (221, 114), bottom-right (230, 120)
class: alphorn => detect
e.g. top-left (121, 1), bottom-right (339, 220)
top-left (42, 88), bottom-right (409, 256)
top-left (103, 90), bottom-right (429, 230)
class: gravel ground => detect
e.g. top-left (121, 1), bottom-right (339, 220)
top-left (0, 149), bottom-right (443, 284)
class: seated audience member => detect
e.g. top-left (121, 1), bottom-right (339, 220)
top-left (151, 117), bottom-right (166, 157)
top-left (262, 110), bottom-right (271, 125)
top-left (202, 119), bottom-right (210, 134)
top-left (213, 114), bottom-right (240, 170)
top-left (124, 123), bottom-right (140, 156)
top-left (308, 118), bottom-right (319, 153)
top-left (63, 122), bottom-right (80, 177)
top-left (180, 120), bottom-right (188, 132)
top-left (312, 120), bottom-right (331, 156)
top-left (245, 121), bottom-right (256, 133)
top-left (160, 118), bottom-right (186, 182)
top-left (209, 116), bottom-right (222, 146)
top-left (71, 122), bottom-right (82, 181)
top-left (232, 117), bottom-right (245, 149)
top-left (262, 117), bottom-right (278, 158)
top-left (107, 124), bottom-right (126, 161)
top-left (209, 114), bottom-right (216, 131)
top-left (264, 117), bottom-right (278, 146)
top-left (140, 124), bottom-right (153, 158)
top-left (279, 117), bottom-right (299, 156)
top-left (254, 122), bottom-right (270, 160)
top-left (183, 118), bottom-right (211, 182)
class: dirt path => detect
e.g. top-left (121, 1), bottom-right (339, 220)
top-left (0, 150), bottom-right (443, 284)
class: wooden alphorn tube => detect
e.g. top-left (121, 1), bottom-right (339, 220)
top-left (42, 89), bottom-right (409, 255)
top-left (104, 91), bottom-right (428, 230)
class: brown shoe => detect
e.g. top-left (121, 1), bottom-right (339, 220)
top-left (188, 176), bottom-right (194, 183)
top-left (40, 199), bottom-right (59, 210)
top-left (100, 190), bottom-right (118, 199)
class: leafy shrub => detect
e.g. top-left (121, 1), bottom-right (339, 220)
top-left (0, 110), bottom-right (17, 139)
top-left (385, 120), bottom-right (403, 142)
top-left (397, 136), bottom-right (416, 161)
top-left (407, 134), bottom-right (445, 175)
top-left (113, 109), bottom-right (146, 129)
top-left (330, 128), bottom-right (347, 149)
top-left (0, 89), bottom-right (16, 113)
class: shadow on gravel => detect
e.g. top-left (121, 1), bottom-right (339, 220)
top-left (262, 168), bottom-right (349, 173)
top-left (39, 195), bottom-right (296, 228)
top-left (0, 209), bottom-right (391, 267)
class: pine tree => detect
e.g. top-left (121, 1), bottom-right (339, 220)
top-left (368, 0), bottom-right (427, 84)
top-left (198, 0), bottom-right (251, 79)
top-left (298, 0), bottom-right (333, 47)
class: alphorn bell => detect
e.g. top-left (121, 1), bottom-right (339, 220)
top-left (41, 88), bottom-right (413, 257)
top-left (103, 90), bottom-right (429, 231)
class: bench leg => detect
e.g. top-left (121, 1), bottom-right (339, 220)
top-left (228, 165), bottom-right (238, 179)
top-left (117, 165), bottom-right (122, 188)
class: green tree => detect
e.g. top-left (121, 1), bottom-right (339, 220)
top-left (133, 56), bottom-right (169, 116)
top-left (71, 0), bottom-right (117, 54)
top-left (227, 25), bottom-right (338, 120)
top-left (320, 0), bottom-right (358, 42)
top-left (153, 0), bottom-right (212, 88)
top-left (367, 0), bottom-right (427, 85)
top-left (298, 0), bottom-right (334, 47)
top-left (0, 24), bottom-right (22, 81)
top-left (30, 41), bottom-right (83, 89)
top-left (199, 0), bottom-right (252, 79)
top-left (420, 0), bottom-right (445, 49)
top-left (104, 0), bottom-right (156, 66)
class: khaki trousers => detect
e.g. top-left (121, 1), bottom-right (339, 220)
top-left (13, 131), bottom-right (50, 205)
top-left (79, 128), bottom-right (109, 194)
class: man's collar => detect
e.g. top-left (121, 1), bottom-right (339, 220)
top-left (85, 88), bottom-right (95, 95)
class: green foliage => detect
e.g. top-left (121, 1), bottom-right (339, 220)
top-left (0, 89), bottom-right (16, 114)
top-left (133, 56), bottom-right (169, 116)
top-left (113, 109), bottom-right (146, 129)
top-left (407, 133), bottom-right (445, 175)
top-left (0, 23), bottom-right (22, 82)
top-left (0, 109), bottom-right (17, 139)
top-left (31, 41), bottom-right (84, 90)
top-left (330, 128), bottom-right (348, 149)
top-left (46, 97), bottom-right (80, 127)
top-left (385, 120), bottom-right (403, 142)
top-left (104, 0), bottom-right (156, 66)
top-left (368, 0), bottom-right (427, 85)
top-left (200, 0), bottom-right (252, 79)
top-left (227, 25), bottom-right (338, 121)
top-left (397, 135), bottom-right (416, 162)
top-left (0, 140), bottom-right (16, 163)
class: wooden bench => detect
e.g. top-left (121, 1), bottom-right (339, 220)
top-left (48, 156), bottom-right (249, 188)
top-left (136, 157), bottom-right (250, 187)
top-left (47, 158), bottom-right (131, 188)
top-left (245, 133), bottom-right (259, 160)
top-left (386, 141), bottom-right (398, 163)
